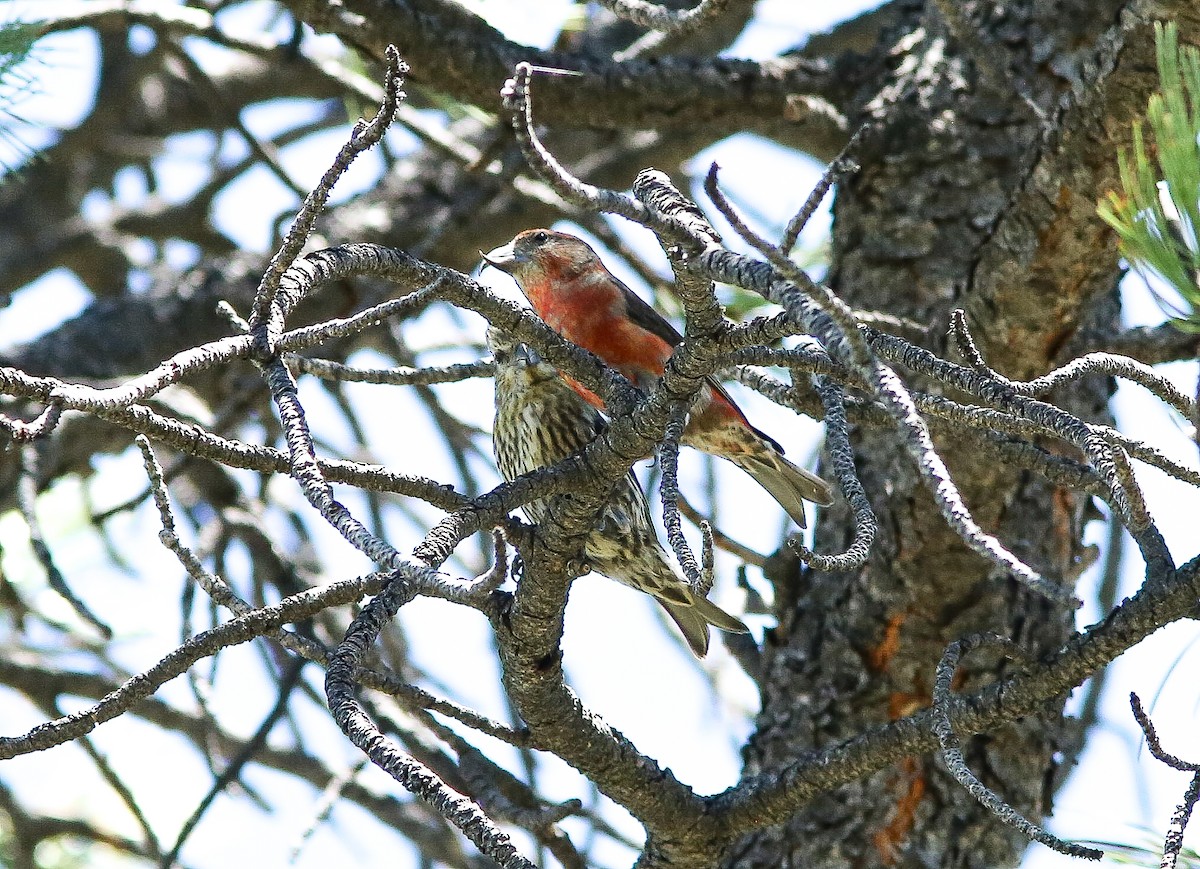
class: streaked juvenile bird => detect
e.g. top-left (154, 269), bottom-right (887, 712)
top-left (488, 328), bottom-right (748, 657)
top-left (483, 229), bottom-right (833, 527)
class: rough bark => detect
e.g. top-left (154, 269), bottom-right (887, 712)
top-left (735, 2), bottom-right (1195, 867)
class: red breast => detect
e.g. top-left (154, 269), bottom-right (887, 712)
top-left (527, 255), bottom-right (751, 433)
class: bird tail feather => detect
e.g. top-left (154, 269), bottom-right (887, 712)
top-left (690, 595), bottom-right (750, 635)
top-left (735, 453), bottom-right (833, 528)
top-left (659, 601), bottom-right (711, 657)
top-left (657, 594), bottom-right (750, 658)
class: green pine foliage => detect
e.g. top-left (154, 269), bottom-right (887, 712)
top-left (1098, 21), bottom-right (1200, 331)
top-left (0, 17), bottom-right (43, 177)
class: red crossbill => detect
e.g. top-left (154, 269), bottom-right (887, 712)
top-left (488, 328), bottom-right (748, 657)
top-left (483, 229), bottom-right (833, 527)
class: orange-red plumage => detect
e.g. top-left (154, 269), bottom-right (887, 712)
top-left (484, 228), bottom-right (834, 526)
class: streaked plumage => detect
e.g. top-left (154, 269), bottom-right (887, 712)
top-left (483, 229), bottom-right (834, 527)
top-left (488, 328), bottom-right (748, 657)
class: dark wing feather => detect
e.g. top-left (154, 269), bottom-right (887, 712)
top-left (619, 276), bottom-right (784, 453)
top-left (618, 277), bottom-right (685, 346)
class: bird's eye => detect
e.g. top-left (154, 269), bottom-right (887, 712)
top-left (531, 230), bottom-right (549, 244)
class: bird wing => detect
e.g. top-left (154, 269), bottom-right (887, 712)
top-left (619, 275), bottom-right (785, 453)
top-left (618, 277), bottom-right (685, 346)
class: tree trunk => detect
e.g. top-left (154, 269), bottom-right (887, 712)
top-left (732, 1), bottom-right (1163, 865)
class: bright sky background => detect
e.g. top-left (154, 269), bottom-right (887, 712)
top-left (1, 2), bottom-right (1199, 868)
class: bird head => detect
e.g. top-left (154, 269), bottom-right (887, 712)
top-left (485, 327), bottom-right (540, 368)
top-left (481, 229), bottom-right (599, 285)
top-left (484, 326), bottom-right (516, 360)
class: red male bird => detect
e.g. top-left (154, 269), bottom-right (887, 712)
top-left (484, 229), bottom-right (833, 527)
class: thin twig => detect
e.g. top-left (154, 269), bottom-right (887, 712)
top-left (931, 634), bottom-right (1102, 860)
top-left (780, 123), bottom-right (867, 254)
top-left (787, 374), bottom-right (875, 571)
top-left (1129, 693), bottom-right (1200, 869)
top-left (659, 401), bottom-right (704, 585)
top-left (703, 166), bottom-right (1078, 605)
top-left (249, 47), bottom-right (406, 341)
top-left (18, 444), bottom-right (112, 638)
top-left (675, 493), bottom-right (767, 567)
top-left (160, 659), bottom-right (306, 869)
top-left (598, 0), bottom-right (730, 36)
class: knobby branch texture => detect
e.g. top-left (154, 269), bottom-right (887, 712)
top-left (1, 2), bottom-right (1198, 868)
